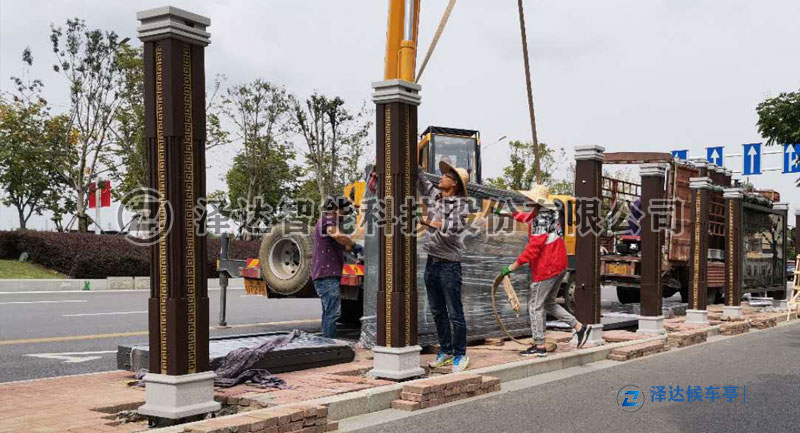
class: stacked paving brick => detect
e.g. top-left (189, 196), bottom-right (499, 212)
top-left (720, 320), bottom-right (751, 335)
top-left (607, 341), bottom-right (668, 361)
top-left (667, 329), bottom-right (707, 348)
top-left (184, 405), bottom-right (336, 433)
top-left (750, 314), bottom-right (779, 329)
top-left (391, 374), bottom-right (500, 411)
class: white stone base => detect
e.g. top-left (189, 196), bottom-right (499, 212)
top-left (368, 345), bottom-right (425, 381)
top-left (685, 309), bottom-right (709, 325)
top-left (138, 371), bottom-right (220, 420)
top-left (773, 299), bottom-right (788, 310)
top-left (722, 306), bottom-right (743, 319)
top-left (575, 323), bottom-right (603, 346)
top-left (637, 315), bottom-right (666, 334)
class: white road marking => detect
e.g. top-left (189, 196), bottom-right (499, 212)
top-left (25, 350), bottom-right (116, 364)
top-left (62, 310), bottom-right (147, 317)
top-left (0, 300), bottom-right (87, 305)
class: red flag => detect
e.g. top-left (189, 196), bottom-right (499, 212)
top-left (88, 182), bottom-right (97, 209)
top-left (100, 181), bottom-right (112, 207)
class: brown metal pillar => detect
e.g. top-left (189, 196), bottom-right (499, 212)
top-left (638, 163), bottom-right (666, 333)
top-left (369, 79), bottom-right (424, 380)
top-left (137, 6), bottom-right (219, 420)
top-left (722, 188), bottom-right (743, 319)
top-left (574, 145), bottom-right (605, 344)
top-left (687, 177), bottom-right (712, 325)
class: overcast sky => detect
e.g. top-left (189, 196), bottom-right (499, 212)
top-left (1, 0), bottom-right (799, 230)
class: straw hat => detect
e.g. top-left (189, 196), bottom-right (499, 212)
top-left (439, 160), bottom-right (470, 197)
top-left (520, 184), bottom-right (554, 208)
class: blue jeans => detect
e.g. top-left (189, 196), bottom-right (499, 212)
top-left (424, 259), bottom-right (467, 357)
top-left (313, 277), bottom-right (341, 338)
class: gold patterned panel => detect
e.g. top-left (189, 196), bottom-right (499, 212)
top-left (182, 45), bottom-right (197, 373)
top-left (692, 190), bottom-right (701, 306)
top-left (728, 200), bottom-right (735, 302)
top-left (384, 106), bottom-right (393, 346)
top-left (403, 106), bottom-right (411, 346)
top-left (155, 44), bottom-right (168, 374)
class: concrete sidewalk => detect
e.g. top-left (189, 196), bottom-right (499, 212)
top-left (0, 277), bottom-right (244, 293)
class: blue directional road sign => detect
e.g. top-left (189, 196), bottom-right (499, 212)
top-left (706, 146), bottom-right (724, 166)
top-left (783, 144), bottom-right (800, 174)
top-left (671, 150), bottom-right (688, 160)
top-left (742, 143), bottom-right (762, 175)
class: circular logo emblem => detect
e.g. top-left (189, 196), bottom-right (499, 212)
top-left (118, 187), bottom-right (173, 247)
top-left (617, 385), bottom-right (644, 412)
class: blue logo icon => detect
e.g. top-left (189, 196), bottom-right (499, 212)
top-left (618, 385), bottom-right (644, 412)
top-left (742, 143), bottom-right (761, 175)
top-left (783, 144), bottom-right (800, 174)
top-left (706, 146), bottom-right (724, 167)
top-left (671, 150), bottom-right (688, 161)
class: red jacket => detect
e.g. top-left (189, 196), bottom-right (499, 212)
top-left (512, 210), bottom-right (568, 282)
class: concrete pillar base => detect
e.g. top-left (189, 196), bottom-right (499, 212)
top-left (574, 324), bottom-right (604, 346)
top-left (138, 371), bottom-right (220, 420)
top-left (369, 345), bottom-right (425, 381)
top-left (773, 299), bottom-right (788, 310)
top-left (722, 306), bottom-right (743, 319)
top-left (685, 309), bottom-right (709, 325)
top-left (637, 315), bottom-right (666, 334)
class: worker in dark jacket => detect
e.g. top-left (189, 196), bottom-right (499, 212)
top-left (495, 185), bottom-right (588, 356)
top-left (311, 196), bottom-right (362, 339)
top-left (418, 161), bottom-right (471, 372)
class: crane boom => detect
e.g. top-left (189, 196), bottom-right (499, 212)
top-left (384, 0), bottom-right (420, 82)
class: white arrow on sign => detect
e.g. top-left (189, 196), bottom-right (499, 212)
top-left (26, 350), bottom-right (116, 364)
top-left (747, 145), bottom-right (758, 172)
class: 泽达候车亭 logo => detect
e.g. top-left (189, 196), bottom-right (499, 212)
top-left (618, 385), bottom-right (644, 412)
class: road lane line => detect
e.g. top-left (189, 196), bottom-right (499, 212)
top-left (0, 300), bottom-right (88, 305)
top-left (26, 350), bottom-right (117, 363)
top-left (63, 311), bottom-right (147, 317)
top-left (212, 319), bottom-right (321, 329)
top-left (0, 319), bottom-right (321, 346)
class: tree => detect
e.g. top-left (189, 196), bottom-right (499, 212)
top-left (756, 90), bottom-right (800, 147)
top-left (107, 43), bottom-right (145, 199)
top-left (292, 93), bottom-right (371, 204)
top-left (485, 140), bottom-right (564, 191)
top-left (218, 79), bottom-right (296, 236)
top-left (48, 18), bottom-right (126, 232)
top-left (0, 48), bottom-right (68, 229)
top-left (756, 89), bottom-right (800, 185)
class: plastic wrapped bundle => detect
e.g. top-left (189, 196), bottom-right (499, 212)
top-left (360, 208), bottom-right (536, 348)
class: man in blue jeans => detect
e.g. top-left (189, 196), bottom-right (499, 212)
top-left (311, 196), bottom-right (362, 339)
top-left (418, 161), bottom-right (471, 372)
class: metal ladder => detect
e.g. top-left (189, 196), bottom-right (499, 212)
top-left (788, 255), bottom-right (800, 321)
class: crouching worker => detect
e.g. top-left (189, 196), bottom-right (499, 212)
top-left (418, 161), bottom-right (471, 372)
top-left (311, 196), bottom-right (363, 339)
top-left (494, 185), bottom-right (588, 356)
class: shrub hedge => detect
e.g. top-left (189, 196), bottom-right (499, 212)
top-left (0, 231), bottom-right (260, 279)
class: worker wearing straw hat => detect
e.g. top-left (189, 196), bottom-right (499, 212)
top-left (417, 160), bottom-right (471, 372)
top-left (494, 184), bottom-right (589, 357)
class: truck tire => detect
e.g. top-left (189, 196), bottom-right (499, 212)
top-left (559, 272), bottom-right (577, 315)
top-left (616, 286), bottom-right (640, 304)
top-left (259, 223), bottom-right (314, 296)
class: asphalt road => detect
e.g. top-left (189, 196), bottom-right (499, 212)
top-left (350, 321), bottom-right (800, 433)
top-left (0, 287), bottom-right (324, 382)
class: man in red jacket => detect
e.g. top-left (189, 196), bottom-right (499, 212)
top-left (495, 185), bottom-right (589, 357)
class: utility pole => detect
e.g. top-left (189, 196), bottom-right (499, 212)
top-left (517, 0), bottom-right (541, 184)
